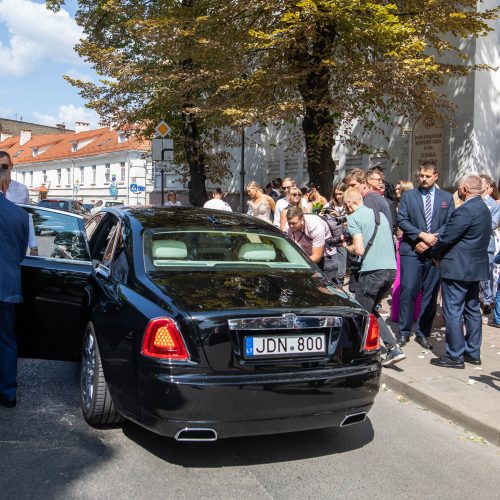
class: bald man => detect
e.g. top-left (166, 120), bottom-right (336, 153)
top-left (431, 175), bottom-right (491, 368)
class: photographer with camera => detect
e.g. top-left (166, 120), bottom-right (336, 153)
top-left (342, 188), bottom-right (405, 366)
top-left (286, 206), bottom-right (338, 284)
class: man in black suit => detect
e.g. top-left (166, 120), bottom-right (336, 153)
top-left (0, 157), bottom-right (29, 408)
top-left (397, 161), bottom-right (454, 349)
top-left (431, 175), bottom-right (491, 368)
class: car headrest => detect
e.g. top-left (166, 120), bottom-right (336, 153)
top-left (152, 240), bottom-right (187, 259)
top-left (238, 243), bottom-right (276, 261)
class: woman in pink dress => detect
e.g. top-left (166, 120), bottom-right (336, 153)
top-left (390, 181), bottom-right (422, 322)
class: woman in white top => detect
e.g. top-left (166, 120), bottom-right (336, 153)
top-left (246, 181), bottom-right (275, 223)
top-left (280, 187), bottom-right (310, 232)
top-left (164, 191), bottom-right (182, 207)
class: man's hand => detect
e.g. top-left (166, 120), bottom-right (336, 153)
top-left (415, 241), bottom-right (430, 253)
top-left (418, 232), bottom-right (438, 246)
top-left (30, 247), bottom-right (39, 256)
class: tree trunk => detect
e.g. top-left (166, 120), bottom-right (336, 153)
top-left (301, 105), bottom-right (336, 198)
top-left (296, 25), bottom-right (337, 199)
top-left (182, 110), bottom-right (208, 207)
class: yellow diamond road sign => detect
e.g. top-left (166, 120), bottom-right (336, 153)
top-left (155, 120), bottom-right (171, 138)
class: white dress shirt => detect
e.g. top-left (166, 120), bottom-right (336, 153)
top-left (6, 179), bottom-right (37, 249)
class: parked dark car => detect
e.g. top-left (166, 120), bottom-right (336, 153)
top-left (38, 198), bottom-right (89, 217)
top-left (17, 206), bottom-right (381, 441)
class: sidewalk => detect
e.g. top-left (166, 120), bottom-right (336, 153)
top-left (380, 311), bottom-right (500, 446)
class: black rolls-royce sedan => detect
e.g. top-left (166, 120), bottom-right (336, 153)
top-left (17, 205), bottom-right (381, 441)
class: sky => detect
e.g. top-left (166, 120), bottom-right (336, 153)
top-left (0, 0), bottom-right (100, 129)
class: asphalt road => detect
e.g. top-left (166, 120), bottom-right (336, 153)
top-left (1, 359), bottom-right (499, 500)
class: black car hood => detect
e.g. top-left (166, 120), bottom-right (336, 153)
top-left (149, 270), bottom-right (356, 312)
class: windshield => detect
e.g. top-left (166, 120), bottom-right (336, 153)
top-left (143, 229), bottom-right (313, 272)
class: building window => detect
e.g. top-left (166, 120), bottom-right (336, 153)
top-left (29, 171), bottom-right (33, 186)
top-left (105, 163), bottom-right (110, 182)
top-left (80, 166), bottom-right (85, 185)
top-left (92, 165), bottom-right (96, 184)
top-left (57, 169), bottom-right (61, 186)
top-left (120, 162), bottom-right (126, 182)
top-left (22, 171), bottom-right (26, 184)
top-left (42, 170), bottom-right (47, 183)
top-left (66, 168), bottom-right (71, 186)
top-left (71, 143), bottom-right (77, 152)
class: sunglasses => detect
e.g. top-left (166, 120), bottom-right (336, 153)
top-left (290, 193), bottom-right (301, 197)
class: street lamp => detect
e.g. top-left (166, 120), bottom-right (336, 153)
top-left (240, 126), bottom-right (245, 212)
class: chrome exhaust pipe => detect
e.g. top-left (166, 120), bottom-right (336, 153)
top-left (174, 427), bottom-right (218, 442)
top-left (340, 412), bottom-right (367, 427)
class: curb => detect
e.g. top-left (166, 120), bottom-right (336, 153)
top-left (381, 371), bottom-right (500, 447)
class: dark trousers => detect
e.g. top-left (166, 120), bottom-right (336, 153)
top-left (322, 250), bottom-right (347, 286)
top-left (355, 269), bottom-right (397, 347)
top-left (399, 255), bottom-right (440, 339)
top-left (441, 279), bottom-right (482, 361)
top-left (0, 302), bottom-right (17, 400)
top-left (479, 252), bottom-right (494, 306)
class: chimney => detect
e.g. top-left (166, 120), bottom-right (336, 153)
top-left (75, 121), bottom-right (90, 134)
top-left (56, 123), bottom-right (66, 132)
top-left (20, 129), bottom-right (32, 146)
top-left (0, 132), bottom-right (12, 142)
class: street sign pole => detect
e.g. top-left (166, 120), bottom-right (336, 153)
top-left (161, 168), bottom-right (165, 206)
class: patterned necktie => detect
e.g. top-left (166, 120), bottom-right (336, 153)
top-left (424, 191), bottom-right (432, 232)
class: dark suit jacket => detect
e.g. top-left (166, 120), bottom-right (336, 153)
top-left (0, 193), bottom-right (29, 303)
top-left (397, 187), bottom-right (454, 257)
top-left (431, 196), bottom-right (491, 281)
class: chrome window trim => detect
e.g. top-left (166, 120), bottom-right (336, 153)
top-left (227, 314), bottom-right (342, 331)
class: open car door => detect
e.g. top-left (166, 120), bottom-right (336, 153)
top-left (16, 205), bottom-right (92, 360)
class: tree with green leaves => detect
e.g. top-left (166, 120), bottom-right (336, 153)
top-left (49, 0), bottom-right (498, 203)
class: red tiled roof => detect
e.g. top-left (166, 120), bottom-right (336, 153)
top-left (0, 127), bottom-right (150, 165)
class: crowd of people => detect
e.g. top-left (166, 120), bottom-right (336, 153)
top-left (253, 163), bottom-right (495, 369)
top-left (0, 144), bottom-right (497, 407)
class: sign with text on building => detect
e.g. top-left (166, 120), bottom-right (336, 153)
top-left (152, 138), bottom-right (174, 162)
top-left (155, 120), bottom-right (171, 138)
top-left (411, 117), bottom-right (444, 178)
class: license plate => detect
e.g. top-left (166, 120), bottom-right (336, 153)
top-left (244, 335), bottom-right (325, 358)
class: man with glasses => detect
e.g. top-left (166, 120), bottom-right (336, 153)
top-left (343, 168), bottom-right (394, 232)
top-left (0, 163), bottom-right (29, 408)
top-left (0, 151), bottom-right (37, 255)
top-left (273, 177), bottom-right (296, 226)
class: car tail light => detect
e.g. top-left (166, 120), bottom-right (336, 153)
top-left (363, 313), bottom-right (380, 352)
top-left (142, 317), bottom-right (189, 360)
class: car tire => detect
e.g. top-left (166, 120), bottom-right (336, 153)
top-left (80, 322), bottom-right (124, 425)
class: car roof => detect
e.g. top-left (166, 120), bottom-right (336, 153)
top-left (105, 206), bottom-right (281, 233)
top-left (39, 198), bottom-right (75, 202)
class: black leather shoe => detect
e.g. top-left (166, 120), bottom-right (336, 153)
top-left (396, 335), bottom-right (409, 347)
top-left (0, 397), bottom-right (16, 408)
top-left (430, 355), bottom-right (465, 369)
top-left (415, 336), bottom-right (433, 350)
top-left (482, 304), bottom-right (492, 315)
top-left (487, 321), bottom-right (500, 329)
top-left (464, 353), bottom-right (482, 365)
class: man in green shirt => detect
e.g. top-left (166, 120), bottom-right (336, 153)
top-left (343, 188), bottom-right (405, 366)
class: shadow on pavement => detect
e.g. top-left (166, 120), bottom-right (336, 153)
top-left (0, 359), bottom-right (115, 498)
top-left (122, 417), bottom-right (375, 467)
top-left (470, 371), bottom-right (500, 391)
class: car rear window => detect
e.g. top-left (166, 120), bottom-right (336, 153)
top-left (143, 229), bottom-right (313, 271)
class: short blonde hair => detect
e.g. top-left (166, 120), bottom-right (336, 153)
top-left (342, 187), bottom-right (363, 204)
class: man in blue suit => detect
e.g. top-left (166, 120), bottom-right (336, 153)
top-left (0, 157), bottom-right (29, 408)
top-left (431, 175), bottom-right (491, 368)
top-left (397, 161), bottom-right (454, 349)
